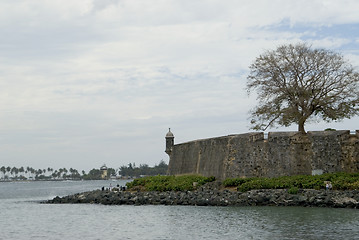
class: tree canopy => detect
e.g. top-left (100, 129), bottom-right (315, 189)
top-left (247, 43), bottom-right (359, 133)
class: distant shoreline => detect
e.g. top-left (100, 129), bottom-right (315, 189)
top-left (0, 179), bottom-right (85, 182)
top-left (0, 178), bottom-right (130, 183)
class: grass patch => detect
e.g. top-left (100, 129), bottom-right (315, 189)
top-left (288, 187), bottom-right (299, 194)
top-left (126, 175), bottom-right (215, 192)
top-left (223, 172), bottom-right (359, 192)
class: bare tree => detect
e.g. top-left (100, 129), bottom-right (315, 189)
top-left (247, 43), bottom-right (359, 133)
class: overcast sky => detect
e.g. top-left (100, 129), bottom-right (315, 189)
top-left (1, 0), bottom-right (359, 172)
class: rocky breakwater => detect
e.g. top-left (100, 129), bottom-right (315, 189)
top-left (45, 182), bottom-right (359, 208)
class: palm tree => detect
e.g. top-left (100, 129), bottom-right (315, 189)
top-left (47, 167), bottom-right (53, 177)
top-left (52, 170), bottom-right (58, 179)
top-left (58, 168), bottom-right (64, 179)
top-left (0, 166), bottom-right (6, 179)
top-left (1, 166), bottom-right (4, 176)
top-left (69, 168), bottom-right (74, 179)
top-left (30, 167), bottom-right (35, 179)
top-left (11, 167), bottom-right (18, 179)
top-left (6, 166), bottom-right (11, 177)
top-left (26, 166), bottom-right (30, 178)
top-left (63, 168), bottom-right (68, 179)
top-left (18, 167), bottom-right (25, 180)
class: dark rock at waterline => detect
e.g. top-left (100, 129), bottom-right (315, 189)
top-left (44, 184), bottom-right (359, 208)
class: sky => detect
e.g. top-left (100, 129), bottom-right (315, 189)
top-left (1, 0), bottom-right (359, 172)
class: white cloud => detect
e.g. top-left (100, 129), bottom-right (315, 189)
top-left (0, 0), bottom-right (359, 170)
top-left (310, 37), bottom-right (352, 49)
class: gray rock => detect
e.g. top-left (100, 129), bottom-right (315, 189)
top-left (43, 184), bottom-right (359, 209)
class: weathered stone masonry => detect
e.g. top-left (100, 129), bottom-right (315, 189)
top-left (166, 130), bottom-right (359, 180)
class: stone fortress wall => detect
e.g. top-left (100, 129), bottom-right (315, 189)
top-left (166, 130), bottom-right (359, 180)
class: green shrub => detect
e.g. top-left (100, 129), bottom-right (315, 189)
top-left (126, 175), bottom-right (216, 192)
top-left (223, 178), bottom-right (248, 187)
top-left (127, 172), bottom-right (359, 192)
top-left (228, 172), bottom-right (359, 192)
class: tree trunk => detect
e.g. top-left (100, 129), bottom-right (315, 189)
top-left (298, 119), bottom-right (306, 134)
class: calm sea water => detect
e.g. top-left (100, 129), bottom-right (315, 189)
top-left (1, 180), bottom-right (359, 240)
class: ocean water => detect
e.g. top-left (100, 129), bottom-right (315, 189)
top-left (1, 180), bottom-right (359, 240)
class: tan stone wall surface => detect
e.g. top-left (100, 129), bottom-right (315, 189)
top-left (168, 130), bottom-right (359, 180)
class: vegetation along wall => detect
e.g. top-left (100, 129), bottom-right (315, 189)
top-left (167, 130), bottom-right (359, 180)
